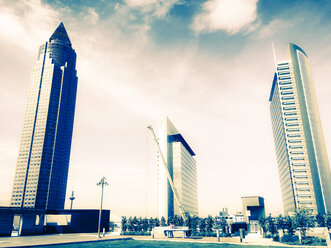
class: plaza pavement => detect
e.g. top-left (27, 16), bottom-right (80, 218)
top-left (0, 233), bottom-right (327, 248)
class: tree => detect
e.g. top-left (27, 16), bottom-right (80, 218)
top-left (275, 215), bottom-right (284, 232)
top-left (314, 213), bottom-right (326, 227)
top-left (161, 216), bottom-right (167, 226)
top-left (167, 216), bottom-right (174, 225)
top-left (148, 218), bottom-right (155, 231)
top-left (127, 217), bottom-right (133, 232)
top-left (199, 218), bottom-right (206, 233)
top-left (142, 218), bottom-right (149, 232)
top-left (173, 215), bottom-right (183, 226)
top-left (325, 215), bottom-right (331, 228)
top-left (132, 217), bottom-right (139, 231)
top-left (219, 218), bottom-right (228, 234)
top-left (286, 216), bottom-right (295, 236)
top-left (266, 215), bottom-right (277, 235)
top-left (190, 216), bottom-right (198, 233)
top-left (185, 215), bottom-right (191, 228)
top-left (206, 216), bottom-right (214, 234)
top-left (259, 216), bottom-right (267, 236)
top-left (293, 208), bottom-right (314, 238)
top-left (121, 216), bottom-right (127, 232)
top-left (155, 217), bottom-right (160, 227)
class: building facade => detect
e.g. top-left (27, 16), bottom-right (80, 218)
top-left (241, 196), bottom-right (265, 223)
top-left (158, 117), bottom-right (198, 219)
top-left (269, 43), bottom-right (331, 215)
top-left (10, 23), bottom-right (78, 209)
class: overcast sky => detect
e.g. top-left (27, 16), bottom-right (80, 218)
top-left (1, 0), bottom-right (331, 218)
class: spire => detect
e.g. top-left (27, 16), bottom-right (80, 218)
top-left (50, 22), bottom-right (71, 45)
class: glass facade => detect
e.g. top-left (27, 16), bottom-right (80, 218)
top-left (269, 43), bottom-right (331, 215)
top-left (10, 23), bottom-right (78, 210)
top-left (158, 118), bottom-right (198, 219)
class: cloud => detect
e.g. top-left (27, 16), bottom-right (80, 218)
top-left (0, 0), bottom-right (59, 52)
top-left (85, 8), bottom-right (99, 25)
top-left (192, 0), bottom-right (259, 34)
top-left (124, 0), bottom-right (180, 18)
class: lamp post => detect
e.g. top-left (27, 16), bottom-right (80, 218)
top-left (97, 177), bottom-right (109, 238)
top-left (69, 190), bottom-right (75, 210)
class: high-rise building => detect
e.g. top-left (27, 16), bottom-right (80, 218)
top-left (10, 23), bottom-right (78, 209)
top-left (269, 43), bottom-right (331, 215)
top-left (158, 117), bottom-right (198, 219)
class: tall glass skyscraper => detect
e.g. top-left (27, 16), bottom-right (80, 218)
top-left (158, 117), bottom-right (198, 219)
top-left (269, 43), bottom-right (331, 215)
top-left (10, 23), bottom-right (78, 209)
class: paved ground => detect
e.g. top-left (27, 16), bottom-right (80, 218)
top-left (0, 233), bottom-right (131, 248)
top-left (0, 233), bottom-right (326, 248)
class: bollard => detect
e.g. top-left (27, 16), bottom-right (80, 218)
top-left (239, 228), bottom-right (245, 243)
top-left (103, 228), bottom-right (105, 237)
top-left (217, 229), bottom-right (220, 242)
top-left (298, 229), bottom-right (302, 245)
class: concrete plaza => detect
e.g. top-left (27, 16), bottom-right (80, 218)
top-left (0, 233), bottom-right (326, 248)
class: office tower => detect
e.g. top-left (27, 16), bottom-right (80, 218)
top-left (10, 23), bottom-right (78, 209)
top-left (158, 117), bottom-right (198, 219)
top-left (269, 43), bottom-right (331, 215)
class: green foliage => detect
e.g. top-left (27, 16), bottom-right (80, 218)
top-left (326, 215), bottom-right (331, 228)
top-left (280, 234), bottom-right (326, 246)
top-left (272, 234), bottom-right (279, 241)
top-left (160, 216), bottom-right (166, 226)
top-left (301, 236), bottom-right (327, 246)
top-left (199, 218), bottom-right (206, 233)
top-left (314, 213), bottom-right (325, 227)
top-left (286, 216), bottom-right (295, 236)
top-left (121, 231), bottom-right (151, 236)
top-left (206, 216), bottom-right (214, 233)
top-left (121, 216), bottom-right (127, 232)
top-left (190, 216), bottom-right (199, 233)
top-left (184, 215), bottom-right (191, 227)
top-left (293, 208), bottom-right (314, 238)
top-left (258, 216), bottom-right (267, 235)
top-left (281, 234), bottom-right (299, 244)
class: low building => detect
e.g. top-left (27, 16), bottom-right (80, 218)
top-left (0, 207), bottom-right (110, 237)
top-left (241, 196), bottom-right (265, 232)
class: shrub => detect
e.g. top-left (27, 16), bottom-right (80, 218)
top-left (272, 234), bottom-right (279, 241)
top-left (264, 233), bottom-right (273, 238)
top-left (121, 231), bottom-right (151, 236)
top-left (280, 234), bottom-right (299, 245)
top-left (302, 236), bottom-right (327, 246)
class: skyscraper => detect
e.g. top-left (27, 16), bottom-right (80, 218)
top-left (158, 117), bottom-right (198, 219)
top-left (269, 43), bottom-right (331, 215)
top-left (10, 23), bottom-right (78, 209)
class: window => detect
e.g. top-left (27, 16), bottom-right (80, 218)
top-left (289, 145), bottom-right (303, 149)
top-left (279, 76), bottom-right (291, 80)
top-left (284, 112), bottom-right (297, 116)
top-left (290, 151), bottom-right (304, 154)
top-left (277, 66), bottom-right (290, 70)
top-left (284, 107), bottom-right (296, 111)
top-left (282, 102), bottom-right (295, 105)
top-left (279, 81), bottom-right (292, 85)
top-left (286, 123), bottom-right (299, 127)
top-left (282, 96), bottom-right (294, 100)
top-left (280, 86), bottom-right (293, 90)
top-left (292, 157), bottom-right (304, 160)
top-left (286, 118), bottom-right (298, 122)
top-left (278, 71), bottom-right (290, 76)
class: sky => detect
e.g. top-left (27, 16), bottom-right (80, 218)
top-left (1, 0), bottom-right (331, 218)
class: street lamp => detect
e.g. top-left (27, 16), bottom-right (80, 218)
top-left (69, 190), bottom-right (75, 210)
top-left (97, 176), bottom-right (109, 238)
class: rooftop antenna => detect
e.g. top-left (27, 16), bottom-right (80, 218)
top-left (272, 41), bottom-right (277, 67)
